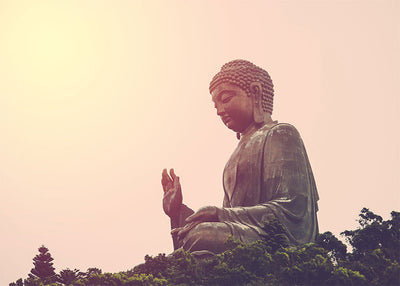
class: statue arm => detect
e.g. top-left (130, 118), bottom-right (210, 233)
top-left (170, 204), bottom-right (194, 229)
top-left (170, 204), bottom-right (194, 250)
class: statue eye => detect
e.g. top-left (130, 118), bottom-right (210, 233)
top-left (222, 95), bottom-right (233, 104)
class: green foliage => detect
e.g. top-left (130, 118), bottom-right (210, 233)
top-left (85, 267), bottom-right (102, 276)
top-left (316, 231), bottom-right (347, 262)
top-left (130, 249), bottom-right (200, 285)
top-left (74, 272), bottom-right (167, 286)
top-left (9, 278), bottom-right (23, 286)
top-left (342, 208), bottom-right (400, 260)
top-left (56, 268), bottom-right (83, 285)
top-left (21, 276), bottom-right (58, 286)
top-left (340, 208), bottom-right (400, 285)
top-left (9, 208), bottom-right (400, 286)
top-left (327, 266), bottom-right (367, 285)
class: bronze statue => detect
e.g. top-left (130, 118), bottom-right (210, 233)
top-left (162, 60), bottom-right (319, 257)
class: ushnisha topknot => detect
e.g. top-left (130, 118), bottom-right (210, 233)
top-left (209, 59), bottom-right (274, 114)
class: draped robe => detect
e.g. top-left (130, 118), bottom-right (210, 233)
top-left (173, 121), bottom-right (319, 254)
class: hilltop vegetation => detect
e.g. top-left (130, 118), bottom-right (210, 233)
top-left (10, 208), bottom-right (400, 286)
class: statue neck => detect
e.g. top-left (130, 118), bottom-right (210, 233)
top-left (243, 114), bottom-right (273, 134)
top-left (241, 122), bottom-right (259, 137)
top-left (237, 115), bottom-right (273, 141)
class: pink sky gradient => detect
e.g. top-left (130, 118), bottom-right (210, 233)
top-left (1, 1), bottom-right (399, 284)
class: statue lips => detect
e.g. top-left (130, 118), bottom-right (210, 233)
top-left (222, 116), bottom-right (232, 126)
top-left (222, 117), bottom-right (234, 129)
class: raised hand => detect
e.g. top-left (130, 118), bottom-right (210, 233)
top-left (161, 168), bottom-right (183, 218)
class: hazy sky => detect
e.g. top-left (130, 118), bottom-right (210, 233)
top-left (1, 0), bottom-right (399, 284)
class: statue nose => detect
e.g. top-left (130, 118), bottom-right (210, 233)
top-left (216, 106), bottom-right (225, 116)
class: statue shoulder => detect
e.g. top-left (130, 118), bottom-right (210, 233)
top-left (251, 122), bottom-right (302, 147)
top-left (267, 122), bottom-right (301, 138)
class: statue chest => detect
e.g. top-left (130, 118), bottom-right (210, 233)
top-left (223, 132), bottom-right (266, 206)
top-left (223, 144), bottom-right (242, 201)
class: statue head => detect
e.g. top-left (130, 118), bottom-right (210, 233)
top-left (209, 60), bottom-right (274, 133)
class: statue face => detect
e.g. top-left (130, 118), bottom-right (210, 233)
top-left (211, 82), bottom-right (254, 133)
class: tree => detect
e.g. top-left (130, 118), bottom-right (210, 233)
top-left (9, 278), bottom-right (23, 286)
top-left (316, 231), bottom-right (347, 263)
top-left (340, 208), bottom-right (400, 285)
top-left (57, 268), bottom-right (83, 285)
top-left (85, 267), bottom-right (102, 277)
top-left (341, 208), bottom-right (400, 261)
top-left (29, 245), bottom-right (56, 284)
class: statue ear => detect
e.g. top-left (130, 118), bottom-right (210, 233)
top-left (250, 82), bottom-right (264, 124)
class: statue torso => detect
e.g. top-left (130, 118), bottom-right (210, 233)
top-left (223, 122), bottom-right (277, 207)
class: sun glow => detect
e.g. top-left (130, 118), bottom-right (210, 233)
top-left (4, 2), bottom-right (98, 98)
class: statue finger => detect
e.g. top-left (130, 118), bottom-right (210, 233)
top-left (162, 169), bottom-right (172, 182)
top-left (177, 225), bottom-right (190, 238)
top-left (161, 179), bottom-right (167, 192)
top-left (171, 227), bottom-right (182, 235)
top-left (173, 176), bottom-right (180, 188)
top-left (185, 212), bottom-right (201, 223)
top-left (178, 221), bottom-right (199, 238)
top-left (170, 168), bottom-right (177, 180)
top-left (161, 169), bottom-right (172, 192)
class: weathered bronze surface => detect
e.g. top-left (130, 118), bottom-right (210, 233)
top-left (161, 60), bottom-right (319, 257)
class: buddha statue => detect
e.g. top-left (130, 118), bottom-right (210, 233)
top-left (161, 60), bottom-right (319, 256)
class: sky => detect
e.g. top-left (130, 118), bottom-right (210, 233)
top-left (1, 0), bottom-right (399, 284)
